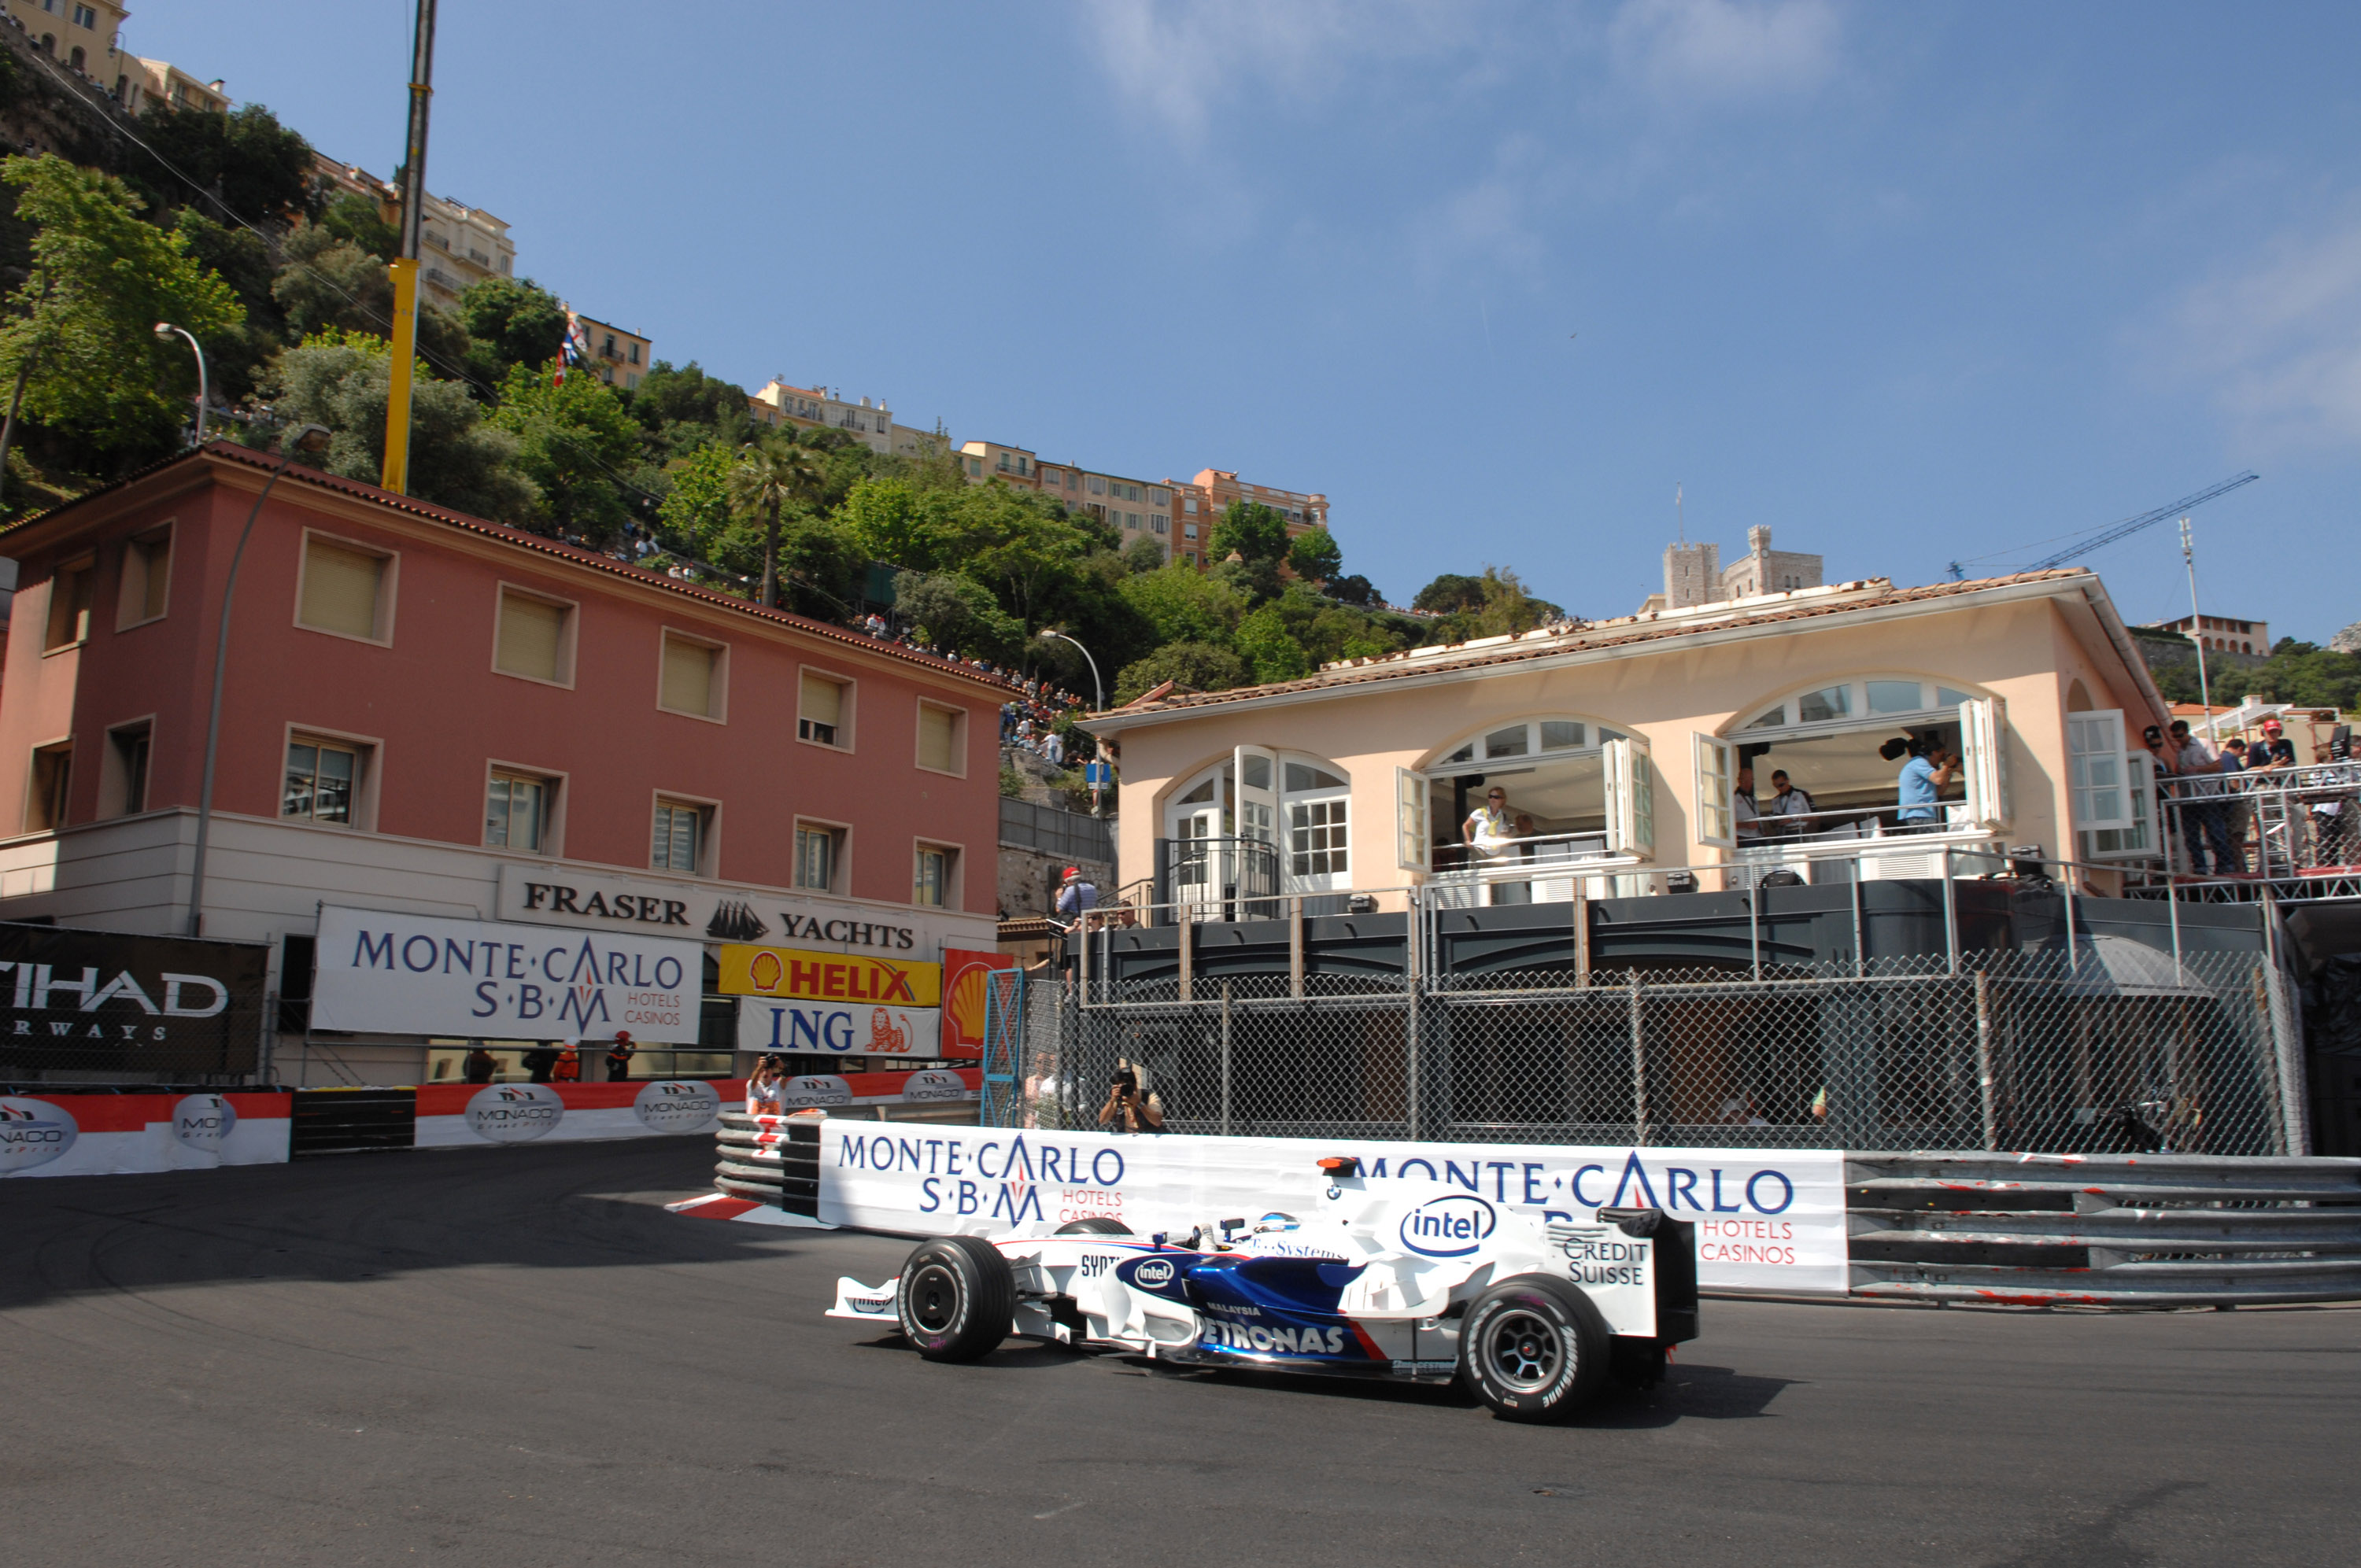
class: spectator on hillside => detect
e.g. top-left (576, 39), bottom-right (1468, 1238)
top-left (1044, 727), bottom-right (1065, 767)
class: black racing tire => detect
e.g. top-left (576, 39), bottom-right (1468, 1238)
top-left (1053, 1218), bottom-right (1133, 1236)
top-left (896, 1235), bottom-right (1014, 1362)
top-left (1459, 1274), bottom-right (1612, 1423)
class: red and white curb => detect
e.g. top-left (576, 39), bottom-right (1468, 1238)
top-left (667, 1191), bottom-right (833, 1228)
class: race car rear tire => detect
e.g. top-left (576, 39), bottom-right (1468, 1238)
top-left (1460, 1275), bottom-right (1612, 1423)
top-left (1053, 1218), bottom-right (1133, 1236)
top-left (897, 1235), bottom-right (1014, 1362)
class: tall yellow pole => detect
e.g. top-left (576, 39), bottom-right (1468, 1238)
top-left (379, 0), bottom-right (436, 493)
top-left (381, 257), bottom-right (419, 493)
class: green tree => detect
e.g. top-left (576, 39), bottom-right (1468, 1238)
top-left (1117, 559), bottom-right (1243, 645)
top-left (320, 190), bottom-right (397, 259)
top-left (485, 360), bottom-right (641, 544)
top-left (654, 439), bottom-right (735, 558)
top-left (1114, 641), bottom-right (1247, 704)
top-left (1413, 572), bottom-right (1487, 614)
top-left (729, 437), bottom-right (824, 606)
top-left (271, 219), bottom-right (474, 377)
top-left (892, 570), bottom-right (1021, 660)
top-left (1326, 572), bottom-right (1378, 608)
top-left (1234, 603), bottom-right (1311, 684)
top-left (1209, 499), bottom-right (1291, 562)
top-left (0, 155), bottom-right (242, 468)
top-left (250, 334), bottom-right (536, 522)
top-left (1121, 533), bottom-right (1169, 574)
top-left (131, 101), bottom-right (318, 224)
top-left (170, 208), bottom-right (283, 403)
top-left (458, 276), bottom-right (566, 384)
top-left (839, 475), bottom-right (948, 571)
top-left (630, 359), bottom-right (753, 459)
top-left (1288, 523), bottom-right (1342, 584)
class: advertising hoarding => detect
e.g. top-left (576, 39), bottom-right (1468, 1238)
top-left (735, 997), bottom-right (940, 1056)
top-left (0, 922), bottom-right (268, 1077)
top-left (715, 944), bottom-right (940, 1007)
top-left (310, 906), bottom-right (703, 1043)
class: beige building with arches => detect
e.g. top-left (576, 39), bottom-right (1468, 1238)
top-left (1084, 570), bottom-right (2174, 910)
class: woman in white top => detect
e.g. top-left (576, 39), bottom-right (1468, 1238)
top-left (746, 1056), bottom-right (787, 1116)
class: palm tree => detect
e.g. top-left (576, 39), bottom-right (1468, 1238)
top-left (728, 437), bottom-right (823, 608)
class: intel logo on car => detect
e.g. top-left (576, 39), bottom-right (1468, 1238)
top-left (1132, 1259), bottom-right (1176, 1287)
top-left (1398, 1194), bottom-right (1497, 1258)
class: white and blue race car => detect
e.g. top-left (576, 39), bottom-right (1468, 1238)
top-left (829, 1155), bottom-right (1699, 1422)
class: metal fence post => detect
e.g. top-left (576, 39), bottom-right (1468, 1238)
top-left (1747, 887), bottom-right (1761, 980)
top-left (1405, 888), bottom-right (1422, 1138)
top-left (2167, 868), bottom-right (2183, 975)
top-left (1850, 866), bottom-right (1866, 978)
top-left (1219, 980), bottom-right (1233, 1137)
top-left (1573, 891), bottom-right (1591, 986)
top-left (1628, 971), bottom-right (1650, 1146)
top-left (1942, 846), bottom-right (1958, 976)
top-left (1177, 905), bottom-right (1193, 1005)
top-left (1288, 897), bottom-right (1304, 1000)
top-left (1974, 968), bottom-right (1997, 1151)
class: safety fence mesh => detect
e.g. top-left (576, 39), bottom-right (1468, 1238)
top-left (1003, 950), bottom-right (2299, 1156)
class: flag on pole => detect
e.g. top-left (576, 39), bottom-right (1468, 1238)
top-left (556, 308), bottom-right (589, 386)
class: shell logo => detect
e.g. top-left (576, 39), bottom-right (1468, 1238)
top-left (748, 950), bottom-right (783, 994)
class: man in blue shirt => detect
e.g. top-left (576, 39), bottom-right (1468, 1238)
top-left (1055, 866), bottom-right (1098, 922)
top-left (1890, 736), bottom-right (1957, 825)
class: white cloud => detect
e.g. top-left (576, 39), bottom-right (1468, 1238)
top-left (1413, 135), bottom-right (1550, 282)
top-left (1079, 0), bottom-right (1489, 143)
top-left (1608, 0), bottom-right (1839, 104)
top-left (2173, 212), bottom-right (2361, 450)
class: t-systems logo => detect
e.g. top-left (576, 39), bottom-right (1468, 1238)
top-left (632, 1079), bottom-right (720, 1134)
top-left (172, 1093), bottom-right (237, 1153)
top-left (899, 1069), bottom-right (971, 1103)
top-left (0, 1096), bottom-right (79, 1174)
top-left (781, 1075), bottom-right (852, 1109)
top-left (1397, 1194), bottom-right (1498, 1258)
top-left (464, 1083), bottom-right (564, 1143)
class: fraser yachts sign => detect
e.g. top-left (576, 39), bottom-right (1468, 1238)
top-left (493, 865), bottom-right (940, 952)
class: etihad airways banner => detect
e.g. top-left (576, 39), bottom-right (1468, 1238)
top-left (310, 907), bottom-right (704, 1043)
top-left (811, 1123), bottom-right (1847, 1297)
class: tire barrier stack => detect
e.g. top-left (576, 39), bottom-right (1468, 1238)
top-left (1846, 1151), bottom-right (2361, 1306)
top-left (715, 1111), bottom-right (821, 1218)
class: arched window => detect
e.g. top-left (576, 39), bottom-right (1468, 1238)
top-left (1163, 749), bottom-right (1352, 898)
top-left (1397, 714), bottom-right (1653, 895)
top-left (69, 45), bottom-right (85, 70)
top-left (1711, 675), bottom-right (2006, 847)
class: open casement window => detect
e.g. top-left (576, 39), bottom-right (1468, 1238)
top-left (2086, 748), bottom-right (2162, 861)
top-left (1233, 745), bottom-right (1277, 853)
top-left (2066, 710), bottom-right (2130, 833)
top-left (1396, 766), bottom-right (1430, 873)
top-left (1692, 732), bottom-right (1736, 849)
top-left (1960, 695), bottom-right (2011, 828)
top-left (1603, 732), bottom-right (1655, 860)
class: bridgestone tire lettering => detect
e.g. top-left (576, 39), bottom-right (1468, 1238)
top-left (1459, 1273), bottom-right (1612, 1424)
top-left (896, 1234), bottom-right (1014, 1363)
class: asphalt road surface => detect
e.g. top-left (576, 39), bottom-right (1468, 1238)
top-left (2, 1139), bottom-right (2352, 1567)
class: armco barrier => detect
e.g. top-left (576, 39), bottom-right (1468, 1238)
top-left (1846, 1151), bottom-right (2361, 1306)
top-left (697, 1125), bottom-right (2361, 1308)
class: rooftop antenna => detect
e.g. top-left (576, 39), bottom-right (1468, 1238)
top-left (2180, 515), bottom-right (2214, 729)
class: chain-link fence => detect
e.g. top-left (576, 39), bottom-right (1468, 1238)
top-left (1011, 947), bottom-right (2302, 1157)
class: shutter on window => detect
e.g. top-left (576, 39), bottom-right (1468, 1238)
top-left (1960, 696), bottom-right (2012, 828)
top-left (663, 636), bottom-right (715, 715)
top-left (801, 672), bottom-right (842, 729)
top-left (918, 707), bottom-right (956, 771)
top-left (301, 540), bottom-right (383, 637)
top-left (497, 594), bottom-right (565, 681)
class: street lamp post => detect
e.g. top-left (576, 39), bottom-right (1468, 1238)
top-left (187, 424), bottom-right (331, 938)
top-left (1036, 627), bottom-right (1103, 712)
top-left (153, 322), bottom-right (209, 446)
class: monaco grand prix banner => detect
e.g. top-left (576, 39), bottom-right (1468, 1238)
top-left (311, 906), bottom-right (704, 1043)
top-left (813, 1123), bottom-right (1847, 1297)
top-left (0, 1090), bottom-right (290, 1178)
top-left (413, 1068), bottom-right (981, 1148)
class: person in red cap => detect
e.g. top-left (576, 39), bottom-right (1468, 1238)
top-left (2248, 717), bottom-right (2296, 771)
top-left (605, 1031), bottom-right (637, 1083)
top-left (1055, 865), bottom-right (1098, 924)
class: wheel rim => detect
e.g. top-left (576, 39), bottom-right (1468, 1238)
top-left (1482, 1308), bottom-right (1563, 1393)
top-left (907, 1262), bottom-right (962, 1334)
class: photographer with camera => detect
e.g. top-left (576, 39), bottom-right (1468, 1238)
top-left (1096, 1068), bottom-right (1165, 1134)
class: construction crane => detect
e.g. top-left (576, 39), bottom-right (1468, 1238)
top-left (1945, 471), bottom-right (2259, 581)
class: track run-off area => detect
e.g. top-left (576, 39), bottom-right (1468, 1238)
top-left (2, 1138), bottom-right (2352, 1567)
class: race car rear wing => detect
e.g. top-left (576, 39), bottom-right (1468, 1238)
top-left (1597, 1205), bottom-right (1699, 1344)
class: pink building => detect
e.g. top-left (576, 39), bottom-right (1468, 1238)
top-left (0, 444), bottom-right (1005, 1084)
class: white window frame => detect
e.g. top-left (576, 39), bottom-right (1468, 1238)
top-left (793, 817), bottom-right (850, 895)
top-left (912, 839), bottom-right (961, 909)
top-left (2067, 710), bottom-right (2130, 833)
top-left (280, 724), bottom-right (381, 832)
top-left (1693, 732), bottom-right (1736, 849)
top-left (292, 528), bottom-right (399, 647)
top-left (1395, 766), bottom-right (1429, 873)
top-left (1960, 695), bottom-right (2011, 829)
top-left (1604, 732), bottom-right (1655, 861)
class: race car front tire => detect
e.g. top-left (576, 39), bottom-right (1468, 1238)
top-left (1460, 1275), bottom-right (1612, 1422)
top-left (896, 1236), bottom-right (1014, 1362)
top-left (1053, 1218), bottom-right (1133, 1236)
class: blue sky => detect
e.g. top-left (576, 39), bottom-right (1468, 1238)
top-left (146, 2), bottom-right (2361, 640)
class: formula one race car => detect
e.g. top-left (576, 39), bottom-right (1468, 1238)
top-left (829, 1156), bottom-right (1698, 1422)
